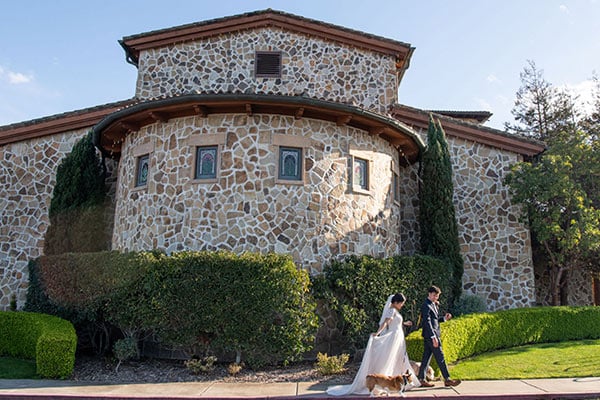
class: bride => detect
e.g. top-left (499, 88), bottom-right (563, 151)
top-left (326, 293), bottom-right (420, 395)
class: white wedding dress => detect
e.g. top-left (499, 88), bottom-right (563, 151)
top-left (327, 295), bottom-right (420, 395)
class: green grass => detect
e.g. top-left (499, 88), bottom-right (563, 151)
top-left (449, 339), bottom-right (600, 380)
top-left (0, 357), bottom-right (38, 379)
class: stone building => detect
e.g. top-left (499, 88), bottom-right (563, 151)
top-left (3, 9), bottom-right (590, 312)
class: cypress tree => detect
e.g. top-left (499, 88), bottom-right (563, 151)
top-left (419, 115), bottom-right (464, 305)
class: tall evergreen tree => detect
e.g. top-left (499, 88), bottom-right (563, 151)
top-left (505, 60), bottom-right (579, 146)
top-left (44, 131), bottom-right (111, 255)
top-left (419, 115), bottom-right (464, 305)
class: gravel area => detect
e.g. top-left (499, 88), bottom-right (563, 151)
top-left (71, 355), bottom-right (359, 385)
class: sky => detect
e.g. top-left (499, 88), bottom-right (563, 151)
top-left (0, 0), bottom-right (598, 130)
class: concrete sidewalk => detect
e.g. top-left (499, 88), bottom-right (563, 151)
top-left (1, 377), bottom-right (600, 400)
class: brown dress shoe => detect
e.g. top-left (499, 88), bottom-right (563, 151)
top-left (420, 379), bottom-right (435, 387)
top-left (444, 379), bottom-right (461, 387)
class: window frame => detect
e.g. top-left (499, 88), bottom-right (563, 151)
top-left (273, 133), bottom-right (311, 185)
top-left (349, 148), bottom-right (373, 195)
top-left (135, 154), bottom-right (150, 188)
top-left (391, 160), bottom-right (401, 205)
top-left (278, 146), bottom-right (303, 181)
top-left (194, 145), bottom-right (219, 180)
top-left (188, 133), bottom-right (226, 184)
top-left (353, 157), bottom-right (369, 191)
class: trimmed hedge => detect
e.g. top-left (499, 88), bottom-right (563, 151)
top-left (406, 306), bottom-right (600, 373)
top-left (0, 311), bottom-right (77, 378)
top-left (28, 250), bottom-right (318, 368)
top-left (312, 254), bottom-right (453, 352)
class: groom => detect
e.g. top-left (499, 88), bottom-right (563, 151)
top-left (417, 285), bottom-right (461, 387)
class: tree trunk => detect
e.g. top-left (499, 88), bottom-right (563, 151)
top-left (550, 266), bottom-right (565, 306)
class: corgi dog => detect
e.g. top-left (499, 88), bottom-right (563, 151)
top-left (410, 360), bottom-right (436, 382)
top-left (365, 370), bottom-right (413, 397)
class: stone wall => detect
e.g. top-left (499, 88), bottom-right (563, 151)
top-left (135, 27), bottom-right (397, 115)
top-left (535, 264), bottom-right (594, 306)
top-left (395, 131), bottom-right (536, 310)
top-left (112, 113), bottom-right (408, 273)
top-left (0, 130), bottom-right (88, 309)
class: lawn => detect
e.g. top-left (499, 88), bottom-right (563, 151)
top-left (0, 357), bottom-right (38, 379)
top-left (449, 339), bottom-right (600, 380)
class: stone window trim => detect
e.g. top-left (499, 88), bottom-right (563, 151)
top-left (255, 51), bottom-right (282, 78)
top-left (273, 134), bottom-right (311, 185)
top-left (132, 142), bottom-right (154, 191)
top-left (188, 133), bottom-right (226, 184)
top-left (349, 148), bottom-right (373, 195)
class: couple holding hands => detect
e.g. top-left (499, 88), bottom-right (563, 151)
top-left (327, 285), bottom-right (461, 396)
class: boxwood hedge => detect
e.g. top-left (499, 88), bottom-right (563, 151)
top-left (0, 311), bottom-right (77, 378)
top-left (406, 306), bottom-right (600, 374)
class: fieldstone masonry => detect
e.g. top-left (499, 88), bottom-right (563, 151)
top-left (113, 114), bottom-right (404, 273)
top-left (0, 129), bottom-right (88, 309)
top-left (0, 10), bottom-right (568, 312)
top-left (135, 28), bottom-right (397, 114)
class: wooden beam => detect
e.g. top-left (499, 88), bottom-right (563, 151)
top-left (295, 107), bottom-right (304, 120)
top-left (148, 111), bottom-right (169, 123)
top-left (193, 104), bottom-right (208, 117)
top-left (369, 126), bottom-right (385, 136)
top-left (336, 115), bottom-right (352, 126)
top-left (119, 121), bottom-right (140, 132)
top-left (245, 103), bottom-right (253, 116)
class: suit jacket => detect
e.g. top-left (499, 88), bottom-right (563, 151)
top-left (420, 298), bottom-right (445, 340)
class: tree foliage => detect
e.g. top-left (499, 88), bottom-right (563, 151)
top-left (504, 62), bottom-right (600, 305)
top-left (505, 60), bottom-right (579, 145)
top-left (419, 115), bottom-right (464, 305)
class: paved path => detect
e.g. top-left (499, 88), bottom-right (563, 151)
top-left (1, 377), bottom-right (600, 400)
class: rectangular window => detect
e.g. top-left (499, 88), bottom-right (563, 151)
top-left (135, 154), bottom-right (149, 187)
top-left (353, 157), bottom-right (369, 190)
top-left (278, 147), bottom-right (302, 181)
top-left (255, 51), bottom-right (282, 78)
top-left (195, 146), bottom-right (218, 180)
top-left (393, 171), bottom-right (400, 203)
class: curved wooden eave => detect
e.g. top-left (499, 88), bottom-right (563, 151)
top-left (92, 94), bottom-right (424, 165)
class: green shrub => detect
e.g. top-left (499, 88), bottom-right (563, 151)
top-left (315, 352), bottom-right (349, 375)
top-left (312, 254), bottom-right (452, 351)
top-left (406, 306), bottom-right (600, 374)
top-left (451, 293), bottom-right (487, 317)
top-left (0, 311), bottom-right (76, 379)
top-left (142, 251), bottom-right (319, 368)
top-left (113, 337), bottom-right (139, 372)
top-left (27, 250), bottom-right (318, 367)
top-left (185, 356), bottom-right (218, 374)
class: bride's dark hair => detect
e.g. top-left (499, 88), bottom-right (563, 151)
top-left (391, 293), bottom-right (406, 304)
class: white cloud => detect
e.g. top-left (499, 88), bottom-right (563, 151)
top-left (8, 71), bottom-right (33, 84)
top-left (0, 65), bottom-right (34, 84)
top-left (486, 74), bottom-right (500, 83)
top-left (559, 79), bottom-right (596, 116)
top-left (559, 4), bottom-right (569, 13)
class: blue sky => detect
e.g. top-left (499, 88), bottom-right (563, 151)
top-left (0, 0), bottom-right (598, 130)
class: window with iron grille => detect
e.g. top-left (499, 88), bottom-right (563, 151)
top-left (255, 51), bottom-right (282, 78)
top-left (135, 154), bottom-right (149, 187)
top-left (194, 146), bottom-right (218, 180)
top-left (278, 147), bottom-right (302, 181)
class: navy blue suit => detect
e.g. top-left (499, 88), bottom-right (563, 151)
top-left (418, 298), bottom-right (450, 380)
